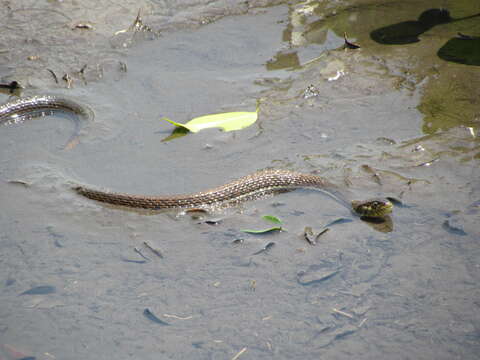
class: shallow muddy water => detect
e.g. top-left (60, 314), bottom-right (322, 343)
top-left (1, 1), bottom-right (479, 359)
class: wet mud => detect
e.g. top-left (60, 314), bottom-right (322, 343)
top-left (1, 1), bottom-right (479, 359)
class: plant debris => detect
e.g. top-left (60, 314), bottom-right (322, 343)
top-left (332, 308), bottom-right (355, 319)
top-left (297, 268), bottom-right (341, 286)
top-left (415, 157), bottom-right (440, 167)
top-left (242, 215), bottom-right (284, 234)
top-left (20, 285), bottom-right (56, 296)
top-left (134, 247), bottom-right (149, 260)
top-left (46, 69), bottom-right (59, 84)
top-left (114, 9), bottom-right (159, 37)
top-left (262, 215), bottom-right (282, 224)
top-left (344, 32), bottom-right (360, 49)
top-left (252, 241), bottom-right (275, 255)
top-left (143, 241), bottom-right (163, 258)
top-left (302, 226), bottom-right (330, 245)
top-left (231, 347), bottom-right (247, 360)
top-left (143, 308), bottom-right (170, 325)
top-left (242, 226), bottom-right (282, 234)
top-left (73, 22), bottom-right (93, 30)
top-left (361, 164), bottom-right (382, 185)
top-left (161, 109), bottom-right (258, 134)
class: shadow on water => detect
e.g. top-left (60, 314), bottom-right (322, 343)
top-left (370, 8), bottom-right (479, 44)
top-left (437, 34), bottom-right (480, 66)
top-left (370, 8), bottom-right (480, 65)
top-left (370, 9), bottom-right (453, 44)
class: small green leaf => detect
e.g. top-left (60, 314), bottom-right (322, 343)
top-left (241, 226), bottom-right (282, 234)
top-left (160, 110), bottom-right (258, 133)
top-left (262, 215), bottom-right (282, 224)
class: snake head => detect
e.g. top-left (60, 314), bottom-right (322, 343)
top-left (351, 198), bottom-right (393, 218)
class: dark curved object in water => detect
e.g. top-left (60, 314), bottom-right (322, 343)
top-left (143, 308), bottom-right (169, 325)
top-left (0, 95), bottom-right (94, 149)
top-left (74, 169), bottom-right (394, 218)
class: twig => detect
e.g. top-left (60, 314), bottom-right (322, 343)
top-left (46, 69), bottom-right (58, 84)
top-left (143, 241), bottom-right (163, 258)
top-left (344, 32), bottom-right (360, 49)
top-left (358, 318), bottom-right (368, 327)
top-left (163, 313), bottom-right (193, 320)
top-left (315, 228), bottom-right (330, 242)
top-left (231, 347), bottom-right (247, 360)
top-left (332, 308), bottom-right (354, 319)
top-left (134, 247), bottom-right (149, 260)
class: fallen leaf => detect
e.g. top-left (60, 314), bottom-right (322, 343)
top-left (161, 109), bottom-right (257, 133)
top-left (20, 285), bottom-right (56, 296)
top-left (262, 215), bottom-right (282, 224)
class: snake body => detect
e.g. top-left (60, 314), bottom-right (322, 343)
top-left (0, 95), bottom-right (94, 148)
top-left (73, 169), bottom-right (335, 209)
top-left (1, 95), bottom-right (393, 217)
top-left (73, 170), bottom-right (392, 217)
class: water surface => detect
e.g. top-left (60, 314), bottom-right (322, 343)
top-left (1, 1), bottom-right (479, 359)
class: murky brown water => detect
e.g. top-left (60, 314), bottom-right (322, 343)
top-left (1, 1), bottom-right (479, 359)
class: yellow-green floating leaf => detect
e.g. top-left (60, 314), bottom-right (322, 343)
top-left (161, 109), bottom-right (257, 133)
top-left (262, 215), bottom-right (282, 224)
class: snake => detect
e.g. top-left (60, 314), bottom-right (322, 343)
top-left (1, 95), bottom-right (393, 218)
top-left (0, 95), bottom-right (94, 149)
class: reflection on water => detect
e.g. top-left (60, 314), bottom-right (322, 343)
top-left (266, 50), bottom-right (300, 70)
top-left (361, 215), bottom-right (394, 233)
top-left (418, 75), bottom-right (480, 134)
